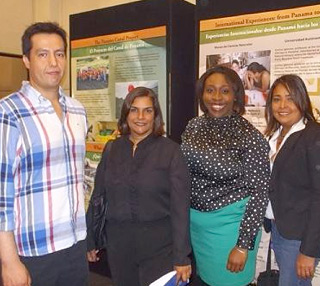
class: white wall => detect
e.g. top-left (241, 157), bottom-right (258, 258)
top-left (0, 0), bottom-right (146, 55)
top-left (0, 0), bottom-right (33, 54)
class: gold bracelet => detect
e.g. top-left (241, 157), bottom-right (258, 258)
top-left (235, 247), bottom-right (247, 254)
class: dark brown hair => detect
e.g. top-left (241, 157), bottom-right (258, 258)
top-left (247, 62), bottom-right (268, 73)
top-left (265, 74), bottom-right (315, 137)
top-left (197, 65), bottom-right (245, 115)
top-left (118, 86), bottom-right (165, 136)
top-left (22, 22), bottom-right (67, 58)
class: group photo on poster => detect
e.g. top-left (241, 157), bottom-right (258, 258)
top-left (76, 56), bottom-right (110, 90)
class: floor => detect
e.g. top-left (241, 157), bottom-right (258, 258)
top-left (89, 271), bottom-right (113, 286)
top-left (88, 250), bottom-right (113, 286)
top-left (88, 273), bottom-right (256, 286)
top-left (87, 250), bottom-right (256, 286)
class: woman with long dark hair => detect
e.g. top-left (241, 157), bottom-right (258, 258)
top-left (265, 74), bottom-right (320, 286)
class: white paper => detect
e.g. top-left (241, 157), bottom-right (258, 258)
top-left (149, 270), bottom-right (189, 286)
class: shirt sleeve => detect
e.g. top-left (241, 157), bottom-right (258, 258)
top-left (0, 109), bottom-right (20, 231)
top-left (169, 145), bottom-right (192, 265)
top-left (237, 127), bottom-right (270, 249)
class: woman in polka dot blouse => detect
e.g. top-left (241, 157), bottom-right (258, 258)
top-left (181, 66), bottom-right (270, 286)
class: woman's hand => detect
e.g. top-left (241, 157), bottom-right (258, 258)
top-left (244, 72), bottom-right (253, 90)
top-left (226, 247), bottom-right (248, 273)
top-left (87, 249), bottom-right (100, 262)
top-left (296, 253), bottom-right (315, 279)
top-left (174, 264), bottom-right (192, 283)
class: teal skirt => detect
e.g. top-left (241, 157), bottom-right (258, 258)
top-left (190, 198), bottom-right (261, 286)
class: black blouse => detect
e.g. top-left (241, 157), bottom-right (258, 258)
top-left (93, 134), bottom-right (191, 265)
top-left (181, 113), bottom-right (270, 249)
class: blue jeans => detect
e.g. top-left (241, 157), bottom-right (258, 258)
top-left (271, 221), bottom-right (315, 286)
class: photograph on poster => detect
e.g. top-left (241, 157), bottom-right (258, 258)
top-left (76, 55), bottom-right (109, 90)
top-left (115, 80), bottom-right (159, 118)
top-left (206, 50), bottom-right (271, 107)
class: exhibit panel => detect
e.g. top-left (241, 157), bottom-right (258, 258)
top-left (69, 0), bottom-right (196, 208)
top-left (71, 26), bottom-right (167, 162)
top-left (70, 0), bottom-right (196, 145)
top-left (199, 4), bottom-right (320, 132)
top-left (197, 2), bottom-right (320, 284)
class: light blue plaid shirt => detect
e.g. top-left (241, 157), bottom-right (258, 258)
top-left (0, 82), bottom-right (87, 256)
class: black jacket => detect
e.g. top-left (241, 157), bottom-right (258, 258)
top-left (87, 134), bottom-right (191, 265)
top-left (270, 121), bottom-right (320, 257)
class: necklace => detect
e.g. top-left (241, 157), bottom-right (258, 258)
top-left (132, 143), bottom-right (138, 152)
top-left (130, 137), bottom-right (141, 156)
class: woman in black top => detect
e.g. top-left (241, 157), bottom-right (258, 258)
top-left (181, 66), bottom-right (269, 286)
top-left (265, 74), bottom-right (320, 286)
top-left (87, 87), bottom-right (191, 286)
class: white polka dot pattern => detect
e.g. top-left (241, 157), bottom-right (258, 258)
top-left (181, 113), bottom-right (270, 249)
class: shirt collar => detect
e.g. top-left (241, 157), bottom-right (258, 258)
top-left (269, 118), bottom-right (306, 158)
top-left (20, 81), bottom-right (66, 106)
top-left (270, 117), bottom-right (306, 143)
top-left (125, 133), bottom-right (158, 147)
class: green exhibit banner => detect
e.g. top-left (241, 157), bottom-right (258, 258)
top-left (71, 26), bottom-right (167, 162)
top-left (71, 26), bottom-right (167, 206)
